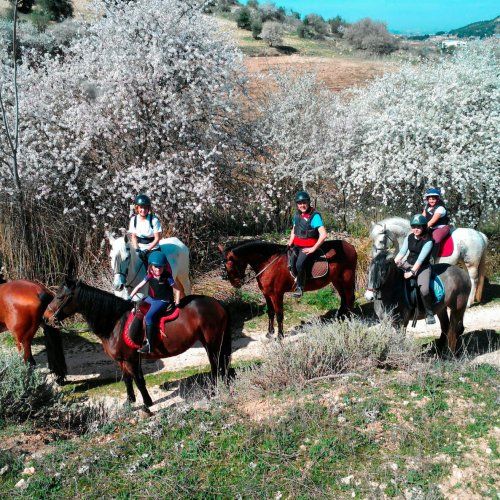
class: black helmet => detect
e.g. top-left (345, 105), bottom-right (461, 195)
top-left (295, 191), bottom-right (310, 203)
top-left (134, 194), bottom-right (151, 207)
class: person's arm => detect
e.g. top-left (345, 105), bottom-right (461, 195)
top-left (130, 278), bottom-right (148, 298)
top-left (146, 232), bottom-right (161, 252)
top-left (303, 226), bottom-right (327, 254)
top-left (427, 206), bottom-right (445, 228)
top-left (394, 236), bottom-right (409, 264)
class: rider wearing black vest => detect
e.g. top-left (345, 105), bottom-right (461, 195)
top-left (422, 188), bottom-right (451, 258)
top-left (394, 214), bottom-right (436, 324)
top-left (287, 191), bottom-right (327, 298)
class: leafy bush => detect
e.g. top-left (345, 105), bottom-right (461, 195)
top-left (38, 0), bottom-right (73, 21)
top-left (236, 6), bottom-right (252, 30)
top-left (328, 15), bottom-right (347, 37)
top-left (303, 13), bottom-right (330, 39)
top-left (261, 20), bottom-right (283, 47)
top-left (0, 351), bottom-right (114, 432)
top-left (10, 0), bottom-right (36, 14)
top-left (251, 16), bottom-right (262, 39)
top-left (343, 17), bottom-right (398, 54)
top-left (0, 351), bottom-right (59, 424)
top-left (231, 317), bottom-right (421, 394)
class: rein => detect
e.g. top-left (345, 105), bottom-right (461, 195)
top-left (241, 251), bottom-right (286, 285)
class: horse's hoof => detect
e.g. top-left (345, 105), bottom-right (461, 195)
top-left (265, 332), bottom-right (274, 339)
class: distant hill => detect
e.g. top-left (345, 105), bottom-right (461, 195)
top-left (448, 16), bottom-right (499, 38)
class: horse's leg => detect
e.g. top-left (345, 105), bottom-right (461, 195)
top-left (464, 262), bottom-right (479, 308)
top-left (436, 309), bottom-right (450, 350)
top-left (119, 361), bottom-right (136, 403)
top-left (330, 274), bottom-right (347, 318)
top-left (129, 358), bottom-right (153, 407)
top-left (174, 278), bottom-right (185, 303)
top-left (264, 295), bottom-right (275, 338)
top-left (341, 266), bottom-right (356, 316)
top-left (270, 294), bottom-right (285, 339)
top-left (475, 252), bottom-right (487, 303)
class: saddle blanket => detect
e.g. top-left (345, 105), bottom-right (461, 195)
top-left (122, 306), bottom-right (179, 349)
top-left (437, 235), bottom-right (454, 258)
top-left (404, 272), bottom-right (445, 307)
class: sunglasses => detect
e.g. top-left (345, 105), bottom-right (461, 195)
top-left (411, 225), bottom-right (424, 229)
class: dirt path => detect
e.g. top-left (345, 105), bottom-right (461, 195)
top-left (32, 302), bottom-right (500, 385)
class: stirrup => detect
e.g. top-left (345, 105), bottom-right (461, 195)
top-left (293, 287), bottom-right (303, 298)
top-left (137, 342), bottom-right (151, 354)
top-left (425, 314), bottom-right (436, 325)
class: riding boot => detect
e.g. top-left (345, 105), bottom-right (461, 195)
top-left (422, 294), bottom-right (436, 324)
top-left (138, 325), bottom-right (156, 354)
top-left (293, 271), bottom-right (305, 298)
top-left (430, 244), bottom-right (439, 265)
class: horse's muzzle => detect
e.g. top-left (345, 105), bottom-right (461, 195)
top-left (364, 289), bottom-right (375, 302)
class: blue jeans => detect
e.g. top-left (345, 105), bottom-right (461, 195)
top-left (144, 296), bottom-right (169, 326)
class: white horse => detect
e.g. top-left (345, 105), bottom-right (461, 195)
top-left (107, 232), bottom-right (191, 302)
top-left (369, 217), bottom-right (488, 307)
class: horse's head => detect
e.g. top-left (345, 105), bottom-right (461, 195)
top-left (44, 278), bottom-right (80, 323)
top-left (365, 251), bottom-right (396, 301)
top-left (370, 222), bottom-right (393, 257)
top-left (107, 232), bottom-right (131, 294)
top-left (218, 244), bottom-right (247, 289)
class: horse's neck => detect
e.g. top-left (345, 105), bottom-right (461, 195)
top-left (379, 267), bottom-right (404, 309)
top-left (128, 248), bottom-right (146, 285)
top-left (77, 287), bottom-right (129, 339)
top-left (245, 250), bottom-right (280, 273)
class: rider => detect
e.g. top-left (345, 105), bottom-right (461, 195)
top-left (394, 214), bottom-right (436, 325)
top-left (128, 194), bottom-right (162, 266)
top-left (422, 187), bottom-right (451, 259)
top-left (287, 191), bottom-right (327, 298)
top-left (129, 252), bottom-right (178, 354)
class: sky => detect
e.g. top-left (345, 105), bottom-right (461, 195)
top-left (248, 1), bottom-right (499, 34)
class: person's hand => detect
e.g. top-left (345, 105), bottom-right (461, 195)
top-left (395, 260), bottom-right (403, 268)
top-left (302, 247), bottom-right (316, 255)
top-left (404, 271), bottom-right (413, 279)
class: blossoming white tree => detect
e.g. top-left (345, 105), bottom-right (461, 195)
top-left (256, 42), bottom-right (499, 227)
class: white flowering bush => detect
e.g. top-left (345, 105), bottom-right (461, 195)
top-left (257, 42), bottom-right (499, 226)
top-left (0, 0), bottom-right (245, 278)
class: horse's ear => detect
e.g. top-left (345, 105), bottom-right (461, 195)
top-left (370, 221), bottom-right (375, 228)
top-left (124, 233), bottom-right (129, 244)
top-left (382, 224), bottom-right (386, 232)
top-left (217, 244), bottom-right (225, 254)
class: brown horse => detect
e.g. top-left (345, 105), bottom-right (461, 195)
top-left (0, 280), bottom-right (67, 382)
top-left (44, 279), bottom-right (231, 407)
top-left (219, 240), bottom-right (357, 338)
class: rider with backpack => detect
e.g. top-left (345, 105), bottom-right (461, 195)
top-left (128, 194), bottom-right (162, 266)
top-left (394, 214), bottom-right (435, 325)
top-left (287, 191), bottom-right (327, 298)
top-left (129, 252), bottom-right (178, 354)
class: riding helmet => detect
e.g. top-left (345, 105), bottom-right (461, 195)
top-left (134, 194), bottom-right (152, 207)
top-left (295, 191), bottom-right (310, 203)
top-left (148, 252), bottom-right (168, 267)
top-left (410, 214), bottom-right (427, 227)
top-left (424, 187), bottom-right (441, 198)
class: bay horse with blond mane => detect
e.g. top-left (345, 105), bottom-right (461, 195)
top-left (219, 240), bottom-right (357, 338)
top-left (44, 279), bottom-right (231, 407)
top-left (0, 280), bottom-right (67, 382)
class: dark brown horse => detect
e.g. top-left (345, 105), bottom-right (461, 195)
top-left (219, 240), bottom-right (357, 338)
top-left (44, 279), bottom-right (231, 407)
top-left (0, 280), bottom-right (67, 382)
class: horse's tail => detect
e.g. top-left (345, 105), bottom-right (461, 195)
top-left (38, 291), bottom-right (67, 383)
top-left (40, 321), bottom-right (67, 384)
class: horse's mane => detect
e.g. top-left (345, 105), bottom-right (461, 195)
top-left (370, 217), bottom-right (411, 238)
top-left (75, 281), bottom-right (132, 338)
top-left (225, 239), bottom-right (286, 258)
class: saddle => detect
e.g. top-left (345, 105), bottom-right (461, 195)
top-left (404, 270), bottom-right (445, 327)
top-left (436, 233), bottom-right (454, 258)
top-left (122, 302), bottom-right (180, 349)
top-left (288, 245), bottom-right (337, 280)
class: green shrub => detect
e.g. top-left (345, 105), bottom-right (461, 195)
top-left (10, 0), bottom-right (36, 14)
top-left (251, 16), bottom-right (262, 39)
top-left (236, 6), bottom-right (251, 30)
top-left (38, 0), bottom-right (73, 21)
top-left (0, 351), bottom-right (114, 432)
top-left (29, 10), bottom-right (51, 32)
top-left (231, 317), bottom-right (422, 394)
top-left (0, 351), bottom-right (59, 424)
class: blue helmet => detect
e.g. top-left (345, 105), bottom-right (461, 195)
top-left (424, 187), bottom-right (441, 198)
top-left (148, 252), bottom-right (167, 267)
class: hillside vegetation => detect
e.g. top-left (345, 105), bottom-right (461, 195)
top-left (449, 16), bottom-right (500, 38)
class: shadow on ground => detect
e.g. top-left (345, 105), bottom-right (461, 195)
top-left (424, 329), bottom-right (499, 358)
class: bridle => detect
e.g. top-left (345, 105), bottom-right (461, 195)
top-left (46, 291), bottom-right (72, 321)
top-left (112, 245), bottom-right (145, 289)
top-left (221, 251), bottom-right (285, 286)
